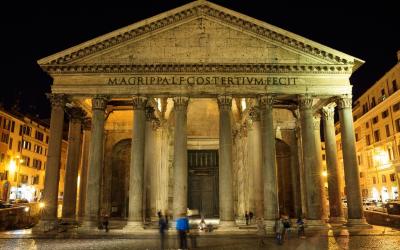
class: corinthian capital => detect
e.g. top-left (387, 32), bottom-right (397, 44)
top-left (337, 95), bottom-right (353, 110)
top-left (173, 96), bottom-right (189, 111)
top-left (92, 95), bottom-right (109, 110)
top-left (321, 103), bottom-right (336, 121)
top-left (259, 95), bottom-right (275, 109)
top-left (298, 95), bottom-right (314, 110)
top-left (46, 93), bottom-right (67, 108)
top-left (313, 113), bottom-right (321, 130)
top-left (82, 118), bottom-right (92, 130)
top-left (132, 95), bottom-right (147, 110)
top-left (67, 107), bottom-right (87, 122)
top-left (248, 106), bottom-right (261, 122)
top-left (217, 95), bottom-right (232, 110)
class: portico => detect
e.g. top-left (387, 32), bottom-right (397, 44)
top-left (35, 1), bottom-right (368, 232)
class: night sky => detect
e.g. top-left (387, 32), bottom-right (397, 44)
top-left (2, 1), bottom-right (399, 119)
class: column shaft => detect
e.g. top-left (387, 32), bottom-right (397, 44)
top-left (78, 120), bottom-right (91, 217)
top-left (41, 94), bottom-right (66, 222)
top-left (83, 96), bottom-right (107, 225)
top-left (62, 108), bottom-right (85, 220)
top-left (322, 104), bottom-right (345, 222)
top-left (127, 96), bottom-right (147, 226)
top-left (218, 95), bottom-right (234, 224)
top-left (299, 96), bottom-right (324, 222)
top-left (338, 96), bottom-right (365, 223)
top-left (260, 95), bottom-right (279, 225)
top-left (172, 97), bottom-right (189, 219)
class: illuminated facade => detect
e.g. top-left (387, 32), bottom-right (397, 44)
top-left (34, 1), bottom-right (370, 232)
top-left (0, 109), bottom-right (67, 205)
top-left (336, 52), bottom-right (400, 202)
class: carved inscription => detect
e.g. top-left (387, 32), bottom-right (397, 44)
top-left (107, 76), bottom-right (298, 86)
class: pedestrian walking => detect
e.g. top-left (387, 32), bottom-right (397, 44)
top-left (176, 212), bottom-right (189, 250)
top-left (245, 211), bottom-right (249, 225)
top-left (296, 216), bottom-right (305, 238)
top-left (249, 211), bottom-right (254, 224)
top-left (282, 215), bottom-right (291, 240)
top-left (159, 212), bottom-right (168, 250)
top-left (275, 216), bottom-right (285, 245)
top-left (100, 209), bottom-right (109, 232)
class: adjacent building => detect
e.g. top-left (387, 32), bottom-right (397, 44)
top-left (336, 51), bottom-right (400, 202)
top-left (0, 108), bottom-right (67, 205)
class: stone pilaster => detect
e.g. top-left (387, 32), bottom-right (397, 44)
top-left (259, 95), bottom-right (279, 231)
top-left (82, 96), bottom-right (108, 228)
top-left (172, 96), bottom-right (189, 219)
top-left (34, 94), bottom-right (67, 231)
top-left (78, 118), bottom-right (91, 218)
top-left (248, 106), bottom-right (264, 221)
top-left (125, 96), bottom-right (147, 230)
top-left (321, 104), bottom-right (345, 224)
top-left (217, 95), bottom-right (235, 228)
top-left (298, 95), bottom-right (327, 228)
top-left (337, 96), bottom-right (369, 227)
top-left (62, 107), bottom-right (86, 221)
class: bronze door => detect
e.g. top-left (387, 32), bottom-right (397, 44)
top-left (188, 150), bottom-right (219, 218)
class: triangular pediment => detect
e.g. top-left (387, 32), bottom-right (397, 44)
top-left (38, 0), bottom-right (363, 70)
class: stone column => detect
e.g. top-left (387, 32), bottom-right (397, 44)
top-left (321, 104), bottom-right (345, 223)
top-left (62, 107), bottom-right (86, 221)
top-left (78, 119), bottom-right (91, 218)
top-left (125, 96), bottom-right (147, 229)
top-left (313, 114), bottom-right (328, 221)
top-left (172, 97), bottom-right (189, 219)
top-left (298, 95), bottom-right (327, 228)
top-left (259, 95), bottom-right (279, 231)
top-left (35, 94), bottom-right (66, 230)
top-left (289, 129), bottom-right (302, 218)
top-left (337, 95), bottom-right (369, 227)
top-left (217, 95), bottom-right (235, 227)
top-left (82, 96), bottom-right (108, 228)
top-left (248, 106), bottom-right (264, 221)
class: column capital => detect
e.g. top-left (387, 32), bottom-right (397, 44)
top-left (82, 118), bottom-right (92, 130)
top-left (217, 95), bottom-right (232, 110)
top-left (259, 95), bottom-right (275, 108)
top-left (313, 113), bottom-right (321, 130)
top-left (66, 107), bottom-right (87, 122)
top-left (92, 96), bottom-right (109, 110)
top-left (298, 95), bottom-right (314, 110)
top-left (46, 93), bottom-right (67, 108)
top-left (173, 96), bottom-right (189, 111)
top-left (248, 106), bottom-right (261, 122)
top-left (337, 95), bottom-right (353, 110)
top-left (132, 95), bottom-right (147, 110)
top-left (321, 103), bottom-right (336, 121)
top-left (145, 106), bottom-right (155, 121)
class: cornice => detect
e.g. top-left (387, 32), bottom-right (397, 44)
top-left (38, 1), bottom-right (361, 68)
top-left (41, 63), bottom-right (352, 74)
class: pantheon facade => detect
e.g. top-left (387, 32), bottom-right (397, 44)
top-left (36, 1), bottom-right (369, 231)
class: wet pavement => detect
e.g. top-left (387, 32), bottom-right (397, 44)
top-left (1, 226), bottom-right (400, 250)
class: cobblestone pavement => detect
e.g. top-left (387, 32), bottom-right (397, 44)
top-left (1, 226), bottom-right (400, 250)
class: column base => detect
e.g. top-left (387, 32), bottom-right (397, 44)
top-left (346, 218), bottom-right (372, 229)
top-left (216, 220), bottom-right (237, 231)
top-left (32, 219), bottom-right (59, 233)
top-left (305, 219), bottom-right (330, 230)
top-left (264, 219), bottom-right (276, 234)
top-left (329, 216), bottom-right (346, 225)
top-left (123, 221), bottom-right (145, 231)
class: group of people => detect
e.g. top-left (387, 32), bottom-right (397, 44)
top-left (244, 211), bottom-right (254, 225)
top-left (275, 215), bottom-right (306, 245)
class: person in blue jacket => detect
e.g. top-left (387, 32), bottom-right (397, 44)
top-left (175, 212), bottom-right (189, 250)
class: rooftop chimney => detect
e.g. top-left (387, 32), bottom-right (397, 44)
top-left (397, 50), bottom-right (400, 62)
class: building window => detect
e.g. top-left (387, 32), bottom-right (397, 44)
top-left (35, 131), bottom-right (44, 141)
top-left (382, 175), bottom-right (387, 183)
top-left (382, 110), bottom-right (389, 119)
top-left (395, 118), bottom-right (400, 133)
top-left (359, 172), bottom-right (364, 178)
top-left (388, 147), bottom-right (393, 161)
top-left (21, 156), bottom-right (30, 167)
top-left (374, 130), bottom-right (380, 142)
top-left (366, 135), bottom-right (371, 146)
top-left (11, 121), bottom-right (15, 133)
top-left (357, 155), bottom-right (362, 165)
top-left (32, 175), bottom-right (40, 185)
top-left (393, 102), bottom-right (400, 112)
top-left (373, 176), bottom-right (377, 184)
top-left (1, 133), bottom-right (9, 144)
top-left (22, 140), bottom-right (31, 150)
top-left (45, 136), bottom-right (49, 144)
top-left (385, 124), bottom-right (391, 137)
top-left (371, 97), bottom-right (376, 108)
top-left (8, 138), bottom-right (13, 150)
top-left (390, 173), bottom-right (396, 182)
top-left (365, 122), bottom-right (369, 128)
top-left (363, 103), bottom-right (369, 114)
top-left (393, 80), bottom-right (398, 92)
top-left (20, 174), bottom-right (29, 184)
top-left (322, 154), bottom-right (326, 160)
top-left (32, 159), bottom-right (42, 170)
top-left (355, 133), bottom-right (359, 141)
top-left (372, 116), bottom-right (379, 124)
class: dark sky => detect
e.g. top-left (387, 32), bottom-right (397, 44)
top-left (2, 1), bottom-right (399, 119)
